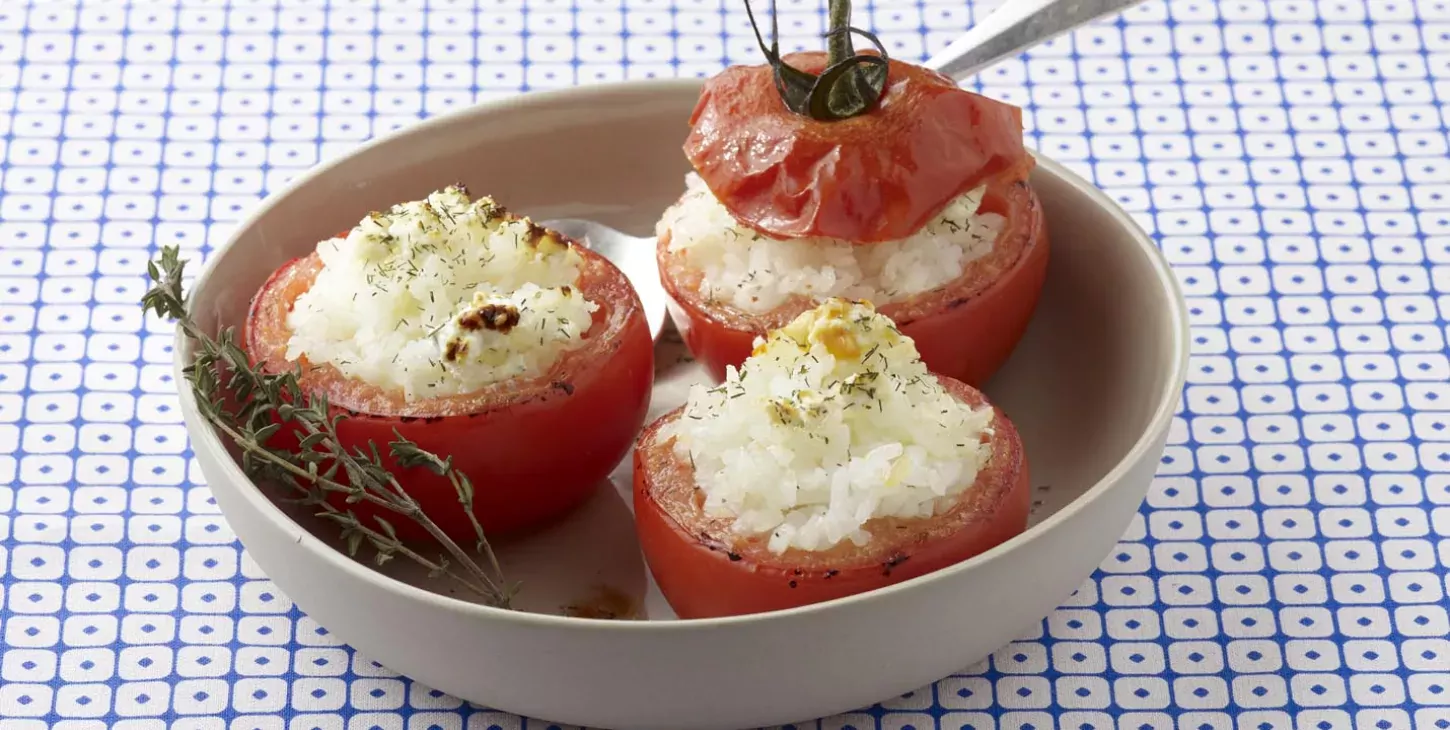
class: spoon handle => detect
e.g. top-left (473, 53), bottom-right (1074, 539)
top-left (924, 0), bottom-right (1147, 82)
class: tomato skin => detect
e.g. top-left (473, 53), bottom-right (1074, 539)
top-left (245, 245), bottom-right (654, 544)
top-left (634, 377), bottom-right (1030, 619)
top-left (660, 180), bottom-right (1049, 387)
top-left (684, 51), bottom-right (1034, 243)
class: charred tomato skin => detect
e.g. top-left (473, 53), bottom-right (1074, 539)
top-left (660, 180), bottom-right (1049, 387)
top-left (633, 376), bottom-right (1031, 619)
top-left (245, 243), bottom-right (654, 544)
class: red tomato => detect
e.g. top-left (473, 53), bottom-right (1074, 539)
top-left (659, 179), bottom-right (1049, 387)
top-left (684, 51), bottom-right (1035, 243)
top-left (245, 240), bottom-right (654, 545)
top-left (634, 376), bottom-right (1030, 619)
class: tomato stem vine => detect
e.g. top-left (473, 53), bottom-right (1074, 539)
top-left (742, 0), bottom-right (890, 121)
top-left (142, 245), bottom-right (514, 609)
top-left (825, 0), bottom-right (853, 66)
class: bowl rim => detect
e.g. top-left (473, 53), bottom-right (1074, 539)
top-left (175, 77), bottom-right (1191, 631)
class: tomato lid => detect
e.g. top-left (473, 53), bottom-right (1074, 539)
top-left (684, 51), bottom-right (1034, 244)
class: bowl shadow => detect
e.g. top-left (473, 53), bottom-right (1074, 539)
top-left (266, 470), bottom-right (658, 619)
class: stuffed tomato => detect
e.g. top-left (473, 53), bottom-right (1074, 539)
top-left (246, 185), bottom-right (653, 544)
top-left (658, 52), bottom-right (1048, 387)
top-left (634, 298), bottom-right (1030, 619)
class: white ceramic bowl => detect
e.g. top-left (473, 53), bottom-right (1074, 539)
top-left (176, 79), bottom-right (1189, 730)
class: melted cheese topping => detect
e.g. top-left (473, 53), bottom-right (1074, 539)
top-left (285, 186), bottom-right (597, 401)
top-left (665, 298), bottom-right (995, 553)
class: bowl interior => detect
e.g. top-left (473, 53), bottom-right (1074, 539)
top-left (185, 80), bottom-right (1182, 621)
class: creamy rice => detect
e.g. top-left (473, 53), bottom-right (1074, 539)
top-left (665, 298), bottom-right (996, 553)
top-left (660, 173), bottom-right (1004, 313)
top-left (286, 186), bottom-right (597, 401)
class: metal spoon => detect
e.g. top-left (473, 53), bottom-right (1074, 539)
top-left (543, 217), bottom-right (671, 343)
top-left (924, 0), bottom-right (1148, 81)
top-left (546, 0), bottom-right (1149, 343)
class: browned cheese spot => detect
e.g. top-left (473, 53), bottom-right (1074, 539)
top-left (459, 303), bottom-right (522, 334)
top-left (443, 339), bottom-right (468, 362)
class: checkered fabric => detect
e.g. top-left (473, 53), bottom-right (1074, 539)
top-left (1, 1), bottom-right (1448, 729)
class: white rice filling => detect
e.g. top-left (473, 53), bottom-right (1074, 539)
top-left (665, 298), bottom-right (995, 554)
top-left (659, 173), bottom-right (1005, 313)
top-left (285, 186), bottom-right (597, 402)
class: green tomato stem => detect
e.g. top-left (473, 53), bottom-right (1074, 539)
top-left (827, 0), bottom-right (853, 66)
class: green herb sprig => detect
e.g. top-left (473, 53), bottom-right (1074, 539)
top-left (142, 245), bottom-right (513, 608)
top-left (744, 0), bottom-right (890, 121)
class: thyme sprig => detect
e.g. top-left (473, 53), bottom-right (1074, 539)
top-left (744, 0), bottom-right (889, 121)
top-left (142, 245), bottom-right (513, 608)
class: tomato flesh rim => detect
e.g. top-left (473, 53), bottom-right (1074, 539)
top-left (635, 375), bottom-right (1028, 576)
top-left (657, 179), bottom-right (1042, 333)
top-left (239, 232), bottom-right (655, 543)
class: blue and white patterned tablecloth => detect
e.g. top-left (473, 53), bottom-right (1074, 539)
top-left (2, 0), bottom-right (1449, 728)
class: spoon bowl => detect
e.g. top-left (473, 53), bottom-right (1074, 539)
top-left (543, 217), bottom-right (669, 342)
